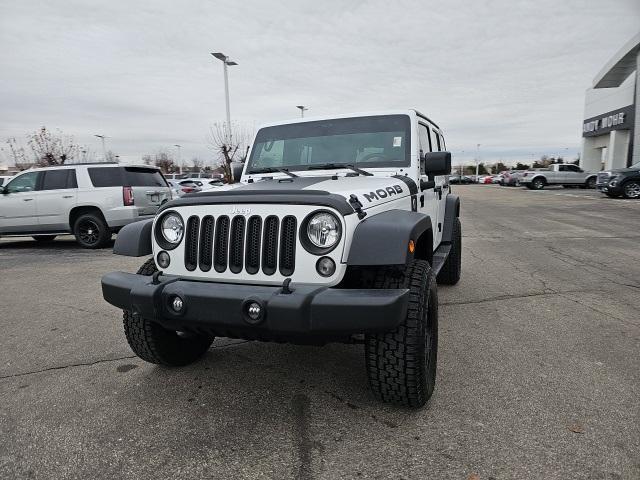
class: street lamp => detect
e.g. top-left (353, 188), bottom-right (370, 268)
top-left (296, 105), bottom-right (308, 118)
top-left (475, 143), bottom-right (481, 180)
top-left (94, 134), bottom-right (108, 161)
top-left (174, 144), bottom-right (182, 174)
top-left (211, 52), bottom-right (238, 143)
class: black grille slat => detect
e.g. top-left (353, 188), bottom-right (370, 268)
top-left (262, 216), bottom-right (279, 275)
top-left (279, 216), bottom-right (297, 277)
top-left (245, 216), bottom-right (262, 274)
top-left (184, 216), bottom-right (200, 271)
top-left (229, 216), bottom-right (246, 273)
top-left (198, 215), bottom-right (214, 272)
top-left (214, 216), bottom-right (230, 273)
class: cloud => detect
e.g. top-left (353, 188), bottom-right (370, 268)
top-left (0, 0), bottom-right (638, 166)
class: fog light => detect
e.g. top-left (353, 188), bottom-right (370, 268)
top-left (157, 251), bottom-right (170, 268)
top-left (171, 296), bottom-right (184, 312)
top-left (242, 299), bottom-right (265, 324)
top-left (316, 257), bottom-right (336, 277)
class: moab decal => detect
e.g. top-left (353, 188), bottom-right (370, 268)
top-left (363, 184), bottom-right (403, 202)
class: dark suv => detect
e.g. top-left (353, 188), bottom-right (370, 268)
top-left (596, 161), bottom-right (640, 199)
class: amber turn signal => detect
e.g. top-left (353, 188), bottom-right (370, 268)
top-left (408, 240), bottom-right (415, 253)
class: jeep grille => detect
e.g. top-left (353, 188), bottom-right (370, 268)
top-left (183, 214), bottom-right (297, 276)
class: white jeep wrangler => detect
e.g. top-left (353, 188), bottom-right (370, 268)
top-left (102, 110), bottom-right (462, 408)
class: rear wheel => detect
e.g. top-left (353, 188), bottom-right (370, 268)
top-left (365, 260), bottom-right (438, 408)
top-left (622, 180), bottom-right (640, 199)
top-left (73, 212), bottom-right (111, 248)
top-left (123, 259), bottom-right (214, 366)
top-left (32, 235), bottom-right (56, 242)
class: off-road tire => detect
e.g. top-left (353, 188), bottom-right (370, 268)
top-left (122, 258), bottom-right (214, 366)
top-left (32, 235), bottom-right (57, 242)
top-left (73, 212), bottom-right (111, 249)
top-left (437, 218), bottom-right (461, 285)
top-left (365, 260), bottom-right (438, 408)
top-left (531, 177), bottom-right (546, 190)
top-left (622, 180), bottom-right (640, 199)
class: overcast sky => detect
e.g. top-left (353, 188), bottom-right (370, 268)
top-left (1, 0), bottom-right (639, 167)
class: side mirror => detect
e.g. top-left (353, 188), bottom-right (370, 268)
top-left (230, 162), bottom-right (244, 183)
top-left (423, 151), bottom-right (451, 176)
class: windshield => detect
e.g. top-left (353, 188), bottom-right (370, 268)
top-left (246, 114), bottom-right (411, 174)
top-left (630, 161), bottom-right (640, 170)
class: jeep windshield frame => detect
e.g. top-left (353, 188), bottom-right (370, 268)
top-left (246, 114), bottom-right (411, 174)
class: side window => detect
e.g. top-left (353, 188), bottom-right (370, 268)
top-left (5, 172), bottom-right (39, 193)
top-left (417, 124), bottom-right (431, 175)
top-left (434, 130), bottom-right (442, 151)
top-left (566, 165), bottom-right (580, 172)
top-left (41, 169), bottom-right (76, 190)
top-left (558, 165), bottom-right (567, 172)
top-left (88, 167), bottom-right (124, 187)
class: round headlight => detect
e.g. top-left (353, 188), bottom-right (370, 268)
top-left (161, 213), bottom-right (184, 244)
top-left (306, 212), bottom-right (340, 249)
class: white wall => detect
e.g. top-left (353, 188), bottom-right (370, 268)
top-left (584, 73), bottom-right (635, 118)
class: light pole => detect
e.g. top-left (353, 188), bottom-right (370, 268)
top-left (475, 143), bottom-right (481, 180)
top-left (174, 144), bottom-right (182, 174)
top-left (211, 52), bottom-right (238, 144)
top-left (296, 105), bottom-right (308, 118)
top-left (94, 134), bottom-right (108, 161)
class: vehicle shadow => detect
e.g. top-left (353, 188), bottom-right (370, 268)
top-left (0, 236), bottom-right (116, 250)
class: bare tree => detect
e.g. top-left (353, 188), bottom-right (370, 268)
top-left (208, 122), bottom-right (253, 183)
top-left (104, 150), bottom-right (118, 163)
top-left (6, 127), bottom-right (80, 167)
top-left (142, 154), bottom-right (153, 165)
top-left (191, 157), bottom-right (204, 171)
top-left (154, 151), bottom-right (177, 173)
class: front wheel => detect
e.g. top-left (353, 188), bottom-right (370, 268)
top-left (622, 180), bottom-right (640, 199)
top-left (365, 260), bottom-right (438, 408)
top-left (123, 259), bottom-right (214, 366)
top-left (531, 178), bottom-right (546, 190)
top-left (73, 212), bottom-right (111, 248)
top-left (586, 177), bottom-right (596, 189)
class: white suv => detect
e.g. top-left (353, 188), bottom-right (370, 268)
top-left (0, 163), bottom-right (171, 248)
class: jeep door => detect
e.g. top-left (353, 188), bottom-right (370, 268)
top-left (0, 171), bottom-right (40, 233)
top-left (36, 169), bottom-right (78, 231)
top-left (417, 123), bottom-right (442, 245)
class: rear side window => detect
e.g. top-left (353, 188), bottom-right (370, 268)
top-left (88, 167), bottom-right (167, 187)
top-left (124, 167), bottom-right (167, 187)
top-left (88, 167), bottom-right (124, 187)
top-left (40, 169), bottom-right (77, 190)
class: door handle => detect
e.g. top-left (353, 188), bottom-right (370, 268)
top-left (62, 195), bottom-right (73, 198)
top-left (23, 198), bottom-right (33, 201)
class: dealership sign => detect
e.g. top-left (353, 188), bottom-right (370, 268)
top-left (582, 104), bottom-right (635, 137)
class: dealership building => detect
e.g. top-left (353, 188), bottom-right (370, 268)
top-left (581, 32), bottom-right (639, 171)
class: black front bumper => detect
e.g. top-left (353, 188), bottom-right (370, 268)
top-left (102, 272), bottom-right (409, 339)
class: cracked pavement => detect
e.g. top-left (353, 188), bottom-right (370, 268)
top-left (1, 185), bottom-right (639, 479)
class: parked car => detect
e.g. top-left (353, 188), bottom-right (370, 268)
top-left (482, 176), bottom-right (493, 184)
top-left (491, 175), bottom-right (503, 184)
top-left (0, 175), bottom-right (13, 186)
top-left (177, 180), bottom-right (202, 194)
top-left (596, 161), bottom-right (640, 199)
top-left (0, 163), bottom-right (171, 248)
top-left (520, 164), bottom-right (597, 190)
top-left (501, 170), bottom-right (525, 186)
top-left (165, 173), bottom-right (187, 180)
top-left (200, 179), bottom-right (226, 191)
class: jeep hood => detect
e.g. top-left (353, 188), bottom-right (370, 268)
top-left (218, 175), bottom-right (414, 209)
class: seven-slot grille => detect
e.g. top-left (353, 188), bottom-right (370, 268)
top-left (596, 172), bottom-right (610, 184)
top-left (183, 214), bottom-right (297, 276)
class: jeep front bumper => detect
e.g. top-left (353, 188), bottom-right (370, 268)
top-left (102, 272), bottom-right (409, 337)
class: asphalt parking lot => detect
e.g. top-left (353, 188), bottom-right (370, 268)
top-left (1, 185), bottom-right (639, 480)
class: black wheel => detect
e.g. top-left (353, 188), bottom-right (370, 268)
top-left (586, 177), bottom-right (596, 189)
top-left (437, 218), bottom-right (461, 285)
top-left (622, 180), bottom-right (640, 199)
top-left (531, 178), bottom-right (545, 190)
top-left (73, 212), bottom-right (111, 248)
top-left (123, 258), bottom-right (214, 367)
top-left (365, 260), bottom-right (438, 408)
top-left (32, 235), bottom-right (57, 242)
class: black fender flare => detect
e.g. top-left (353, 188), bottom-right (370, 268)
top-left (441, 194), bottom-right (460, 244)
top-left (113, 219), bottom-right (153, 257)
top-left (346, 210), bottom-right (433, 266)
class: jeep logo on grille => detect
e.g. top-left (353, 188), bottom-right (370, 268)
top-left (231, 206), bottom-right (252, 215)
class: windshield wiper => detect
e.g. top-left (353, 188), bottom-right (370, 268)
top-left (249, 167), bottom-right (298, 178)
top-left (307, 163), bottom-right (373, 176)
